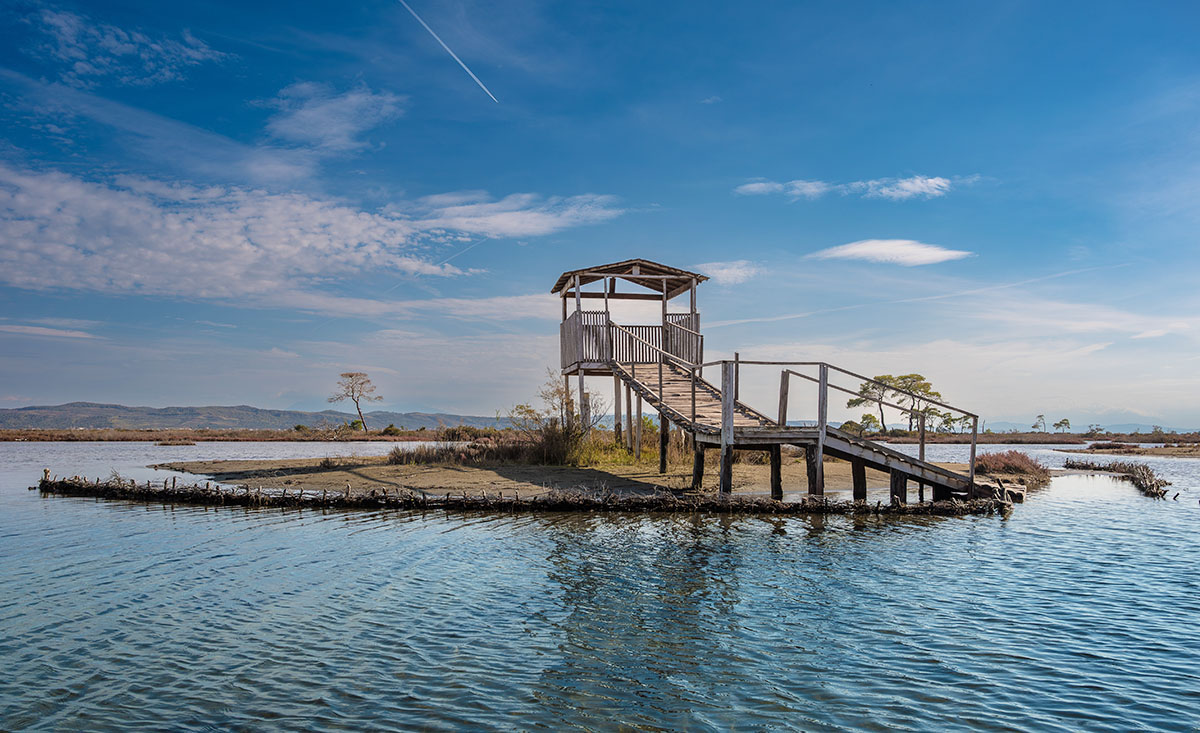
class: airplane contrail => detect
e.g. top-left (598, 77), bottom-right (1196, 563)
top-left (396, 0), bottom-right (499, 103)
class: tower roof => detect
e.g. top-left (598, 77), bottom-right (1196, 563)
top-left (551, 258), bottom-right (708, 299)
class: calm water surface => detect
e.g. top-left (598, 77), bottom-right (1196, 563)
top-left (1, 442), bottom-right (1198, 731)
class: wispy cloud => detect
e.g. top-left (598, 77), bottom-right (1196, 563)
top-left (735, 175), bottom-right (966, 201)
top-left (848, 176), bottom-right (952, 200)
top-left (0, 163), bottom-right (623, 313)
top-left (700, 95), bottom-right (722, 105)
top-left (810, 239), bottom-right (972, 266)
top-left (397, 0), bottom-right (499, 103)
top-left (411, 191), bottom-right (623, 237)
top-left (264, 82), bottom-right (405, 153)
top-left (694, 260), bottom-right (762, 285)
top-left (0, 68), bottom-right (315, 184)
top-left (28, 9), bottom-right (229, 88)
top-left (0, 324), bottom-right (101, 339)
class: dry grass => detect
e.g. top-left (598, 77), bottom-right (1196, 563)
top-left (975, 450), bottom-right (1050, 483)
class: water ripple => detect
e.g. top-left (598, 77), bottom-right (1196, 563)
top-left (2, 445), bottom-right (1200, 730)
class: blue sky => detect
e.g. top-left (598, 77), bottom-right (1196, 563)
top-left (1, 0), bottom-right (1198, 428)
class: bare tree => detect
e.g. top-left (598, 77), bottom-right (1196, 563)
top-left (328, 372), bottom-right (382, 432)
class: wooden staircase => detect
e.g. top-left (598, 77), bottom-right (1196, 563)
top-left (610, 359), bottom-right (976, 502)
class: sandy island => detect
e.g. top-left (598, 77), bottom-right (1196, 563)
top-left (153, 455), bottom-right (1002, 504)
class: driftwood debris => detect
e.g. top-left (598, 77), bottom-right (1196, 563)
top-left (1062, 458), bottom-right (1172, 498)
top-left (31, 476), bottom-right (1009, 516)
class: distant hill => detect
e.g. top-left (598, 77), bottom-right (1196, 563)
top-left (0, 402), bottom-right (509, 431)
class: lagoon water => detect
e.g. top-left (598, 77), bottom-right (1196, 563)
top-left (1, 441), bottom-right (1198, 731)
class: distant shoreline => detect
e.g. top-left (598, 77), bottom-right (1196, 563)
top-left (6, 427), bottom-right (1196, 448)
top-left (0, 428), bottom-right (450, 443)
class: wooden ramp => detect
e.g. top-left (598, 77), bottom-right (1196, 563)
top-left (611, 360), bottom-right (975, 502)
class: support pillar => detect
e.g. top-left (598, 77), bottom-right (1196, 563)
top-left (659, 413), bottom-right (668, 474)
top-left (578, 374), bottom-right (589, 433)
top-left (563, 375), bottom-right (572, 431)
top-left (624, 384), bottom-right (633, 449)
top-left (719, 445), bottom-right (733, 494)
top-left (634, 394), bottom-right (643, 460)
top-left (805, 446), bottom-right (823, 496)
top-left (613, 375), bottom-right (623, 445)
top-left (769, 445), bottom-right (782, 501)
top-left (852, 459), bottom-right (867, 503)
top-left (691, 442), bottom-right (705, 489)
top-left (932, 483), bottom-right (953, 502)
top-left (890, 470), bottom-right (908, 505)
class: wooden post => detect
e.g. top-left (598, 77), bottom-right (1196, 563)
top-left (563, 374), bottom-right (572, 431)
top-left (812, 364), bottom-right (827, 495)
top-left (635, 394), bottom-right (643, 459)
top-left (625, 384), bottom-right (633, 448)
top-left (805, 447), bottom-right (818, 494)
top-left (720, 361), bottom-right (735, 494)
top-left (918, 413), bottom-right (926, 463)
top-left (733, 351), bottom-right (740, 401)
top-left (769, 445), bottom-right (782, 500)
top-left (890, 470), bottom-right (908, 505)
top-left (613, 375), bottom-right (623, 445)
top-left (969, 416), bottom-right (978, 497)
top-left (659, 413), bottom-right (668, 474)
top-left (574, 274), bottom-right (583, 363)
top-left (852, 459), bottom-right (866, 502)
top-left (778, 370), bottom-right (789, 426)
top-left (578, 373), bottom-right (589, 433)
top-left (691, 442), bottom-right (705, 489)
top-left (917, 413), bottom-right (927, 502)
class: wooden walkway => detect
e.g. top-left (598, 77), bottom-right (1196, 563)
top-left (612, 360), bottom-right (975, 502)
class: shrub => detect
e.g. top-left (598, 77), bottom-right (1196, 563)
top-left (380, 423), bottom-right (402, 436)
top-left (974, 450), bottom-right (1049, 482)
top-left (318, 456), bottom-right (339, 469)
top-left (1087, 442), bottom-right (1134, 450)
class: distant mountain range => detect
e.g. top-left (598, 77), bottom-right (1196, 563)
top-left (0, 402), bottom-right (509, 431)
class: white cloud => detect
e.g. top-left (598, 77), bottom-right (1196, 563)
top-left (810, 239), bottom-right (973, 266)
top-left (849, 176), bottom-right (952, 200)
top-left (30, 9), bottom-right (229, 88)
top-left (700, 96), bottom-right (722, 104)
top-left (734, 174), bottom-right (964, 201)
top-left (694, 260), bottom-right (763, 285)
top-left (734, 181), bottom-right (785, 196)
top-left (414, 192), bottom-right (623, 237)
top-left (0, 164), bottom-right (623, 313)
top-left (0, 325), bottom-right (100, 339)
top-left (264, 83), bottom-right (405, 153)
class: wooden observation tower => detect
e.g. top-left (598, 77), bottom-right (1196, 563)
top-left (553, 258), bottom-right (982, 502)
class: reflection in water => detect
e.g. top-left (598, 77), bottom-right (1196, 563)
top-left (535, 515), bottom-right (747, 729)
top-left (1, 443), bottom-right (1199, 731)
